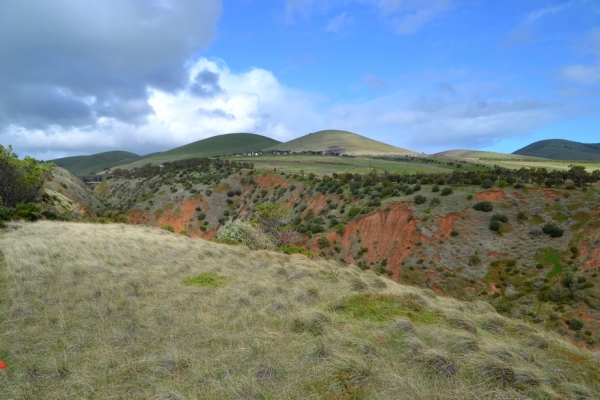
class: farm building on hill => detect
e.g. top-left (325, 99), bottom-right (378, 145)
top-left (243, 150), bottom-right (264, 156)
top-left (325, 145), bottom-right (345, 156)
top-left (264, 150), bottom-right (291, 155)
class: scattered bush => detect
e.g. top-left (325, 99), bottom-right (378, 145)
top-left (566, 318), bottom-right (584, 331)
top-left (481, 179), bottom-right (493, 189)
top-left (489, 220), bottom-right (501, 232)
top-left (414, 194), bottom-right (427, 205)
top-left (317, 236), bottom-right (331, 249)
top-left (441, 187), bottom-right (453, 196)
top-left (542, 223), bottom-right (564, 238)
top-left (432, 185), bottom-right (440, 192)
top-left (473, 201), bottom-right (494, 212)
top-left (491, 214), bottom-right (508, 223)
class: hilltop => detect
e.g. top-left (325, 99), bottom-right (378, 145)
top-left (266, 130), bottom-right (416, 155)
top-left (121, 133), bottom-right (280, 169)
top-left (49, 150), bottom-right (145, 175)
top-left (1, 221), bottom-right (599, 398)
top-left (514, 139), bottom-right (600, 161)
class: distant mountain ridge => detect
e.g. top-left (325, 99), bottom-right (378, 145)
top-left (513, 139), bottom-right (600, 161)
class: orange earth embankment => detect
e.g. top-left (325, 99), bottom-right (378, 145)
top-left (475, 190), bottom-right (507, 203)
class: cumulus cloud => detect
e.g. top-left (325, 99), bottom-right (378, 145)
top-left (0, 0), bottom-right (222, 132)
top-left (4, 58), bottom-right (325, 159)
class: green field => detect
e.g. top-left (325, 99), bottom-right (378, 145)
top-left (264, 129), bottom-right (416, 155)
top-left (231, 154), bottom-right (452, 175)
top-left (49, 151), bottom-right (146, 175)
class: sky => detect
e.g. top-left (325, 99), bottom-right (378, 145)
top-left (1, 0), bottom-right (599, 160)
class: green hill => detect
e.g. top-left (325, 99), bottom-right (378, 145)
top-left (435, 150), bottom-right (535, 159)
top-left (268, 130), bottom-right (416, 155)
top-left (123, 133), bottom-right (281, 168)
top-left (514, 139), bottom-right (600, 161)
top-left (49, 151), bottom-right (145, 175)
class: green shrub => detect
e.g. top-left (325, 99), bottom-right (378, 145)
top-left (317, 236), bottom-right (331, 249)
top-left (566, 318), bottom-right (584, 331)
top-left (430, 196), bottom-right (441, 207)
top-left (473, 201), bottom-right (494, 212)
top-left (216, 219), bottom-right (271, 250)
top-left (414, 194), bottom-right (427, 205)
top-left (197, 212), bottom-right (206, 221)
top-left (161, 224), bottom-right (175, 232)
top-left (489, 220), bottom-right (501, 232)
top-left (542, 223), bottom-right (564, 238)
top-left (491, 214), bottom-right (508, 223)
top-left (481, 179), bottom-right (493, 189)
top-left (227, 190), bottom-right (235, 197)
top-left (441, 187), bottom-right (453, 196)
top-left (517, 211), bottom-right (528, 221)
top-left (432, 185), bottom-right (440, 192)
top-left (450, 230), bottom-right (459, 237)
top-left (404, 187), bottom-right (414, 195)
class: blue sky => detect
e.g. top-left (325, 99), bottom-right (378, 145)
top-left (1, 0), bottom-right (599, 159)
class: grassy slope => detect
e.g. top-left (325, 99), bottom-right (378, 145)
top-left (267, 130), bottom-right (417, 155)
top-left (49, 151), bottom-right (144, 175)
top-left (122, 133), bottom-right (281, 169)
top-left (1, 222), bottom-right (599, 399)
top-left (514, 139), bottom-right (600, 161)
top-left (435, 150), bottom-right (538, 159)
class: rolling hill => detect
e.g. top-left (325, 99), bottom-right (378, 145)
top-left (267, 130), bottom-right (416, 155)
top-left (514, 139), bottom-right (600, 161)
top-left (121, 133), bottom-right (281, 169)
top-left (435, 149), bottom-right (538, 159)
top-left (49, 151), bottom-right (146, 175)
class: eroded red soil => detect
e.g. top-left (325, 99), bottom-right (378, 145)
top-left (475, 190), bottom-right (508, 203)
top-left (253, 174), bottom-right (290, 188)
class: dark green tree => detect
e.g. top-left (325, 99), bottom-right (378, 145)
top-left (0, 145), bottom-right (54, 207)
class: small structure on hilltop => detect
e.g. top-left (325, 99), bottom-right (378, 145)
top-left (325, 145), bottom-right (345, 156)
top-left (264, 149), bottom-right (291, 155)
top-left (298, 150), bottom-right (324, 155)
top-left (243, 150), bottom-right (264, 156)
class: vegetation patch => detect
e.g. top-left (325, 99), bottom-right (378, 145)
top-left (333, 293), bottom-right (433, 323)
top-left (184, 272), bottom-right (227, 288)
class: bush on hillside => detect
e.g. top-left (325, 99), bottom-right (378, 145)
top-left (491, 214), bottom-right (508, 223)
top-left (216, 219), bottom-right (272, 250)
top-left (481, 180), bottom-right (493, 189)
top-left (0, 145), bottom-right (54, 208)
top-left (473, 201), bottom-right (494, 212)
top-left (441, 187), bottom-right (453, 196)
top-left (414, 194), bottom-right (427, 205)
top-left (542, 223), bottom-right (564, 238)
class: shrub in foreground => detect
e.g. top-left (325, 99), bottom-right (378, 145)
top-left (216, 218), bottom-right (272, 250)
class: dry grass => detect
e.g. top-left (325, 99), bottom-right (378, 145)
top-left (1, 221), bottom-right (599, 399)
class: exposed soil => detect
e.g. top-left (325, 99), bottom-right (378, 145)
top-left (338, 203), bottom-right (417, 280)
top-left (436, 213), bottom-right (462, 238)
top-left (475, 190), bottom-right (508, 203)
top-left (530, 188), bottom-right (563, 202)
top-left (253, 174), bottom-right (290, 188)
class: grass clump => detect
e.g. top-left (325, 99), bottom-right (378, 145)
top-left (184, 272), bottom-right (227, 288)
top-left (333, 293), bottom-right (427, 322)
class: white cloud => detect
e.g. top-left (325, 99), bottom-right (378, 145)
top-left (388, 0), bottom-right (453, 35)
top-left (326, 12), bottom-right (353, 32)
top-left (5, 59), bottom-right (325, 159)
top-left (561, 64), bottom-right (600, 85)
